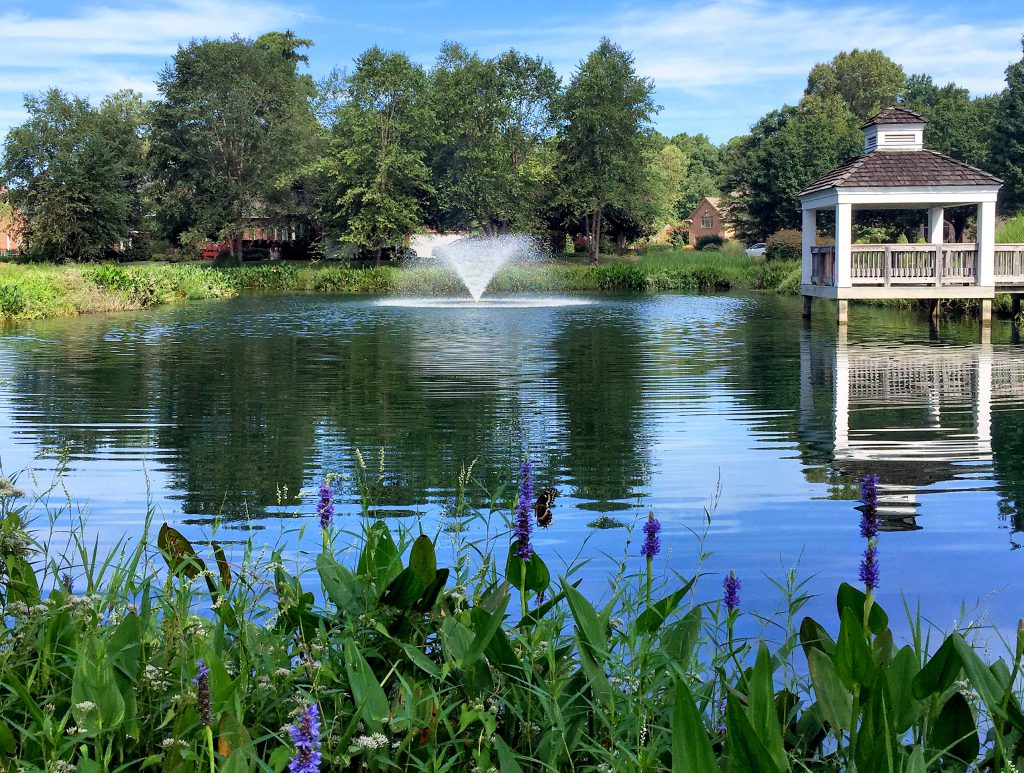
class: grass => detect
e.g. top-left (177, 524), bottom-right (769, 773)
top-left (2, 458), bottom-right (1023, 771)
top-left (997, 214), bottom-right (1024, 244)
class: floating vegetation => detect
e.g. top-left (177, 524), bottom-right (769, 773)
top-left (587, 514), bottom-right (627, 529)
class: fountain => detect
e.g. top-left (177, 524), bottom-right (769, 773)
top-left (377, 232), bottom-right (593, 308)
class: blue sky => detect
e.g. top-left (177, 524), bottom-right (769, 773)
top-left (1, 0), bottom-right (1022, 144)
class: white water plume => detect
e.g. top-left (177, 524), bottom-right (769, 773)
top-left (432, 234), bottom-right (538, 301)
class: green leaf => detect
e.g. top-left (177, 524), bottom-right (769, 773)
top-left (637, 577), bottom-right (696, 635)
top-left (317, 552), bottom-right (366, 613)
top-left (408, 534), bottom-right (436, 586)
top-left (562, 578), bottom-right (608, 662)
top-left (412, 567), bottom-right (449, 613)
top-left (494, 736), bottom-right (524, 773)
top-left (211, 541), bottom-right (231, 589)
top-left (835, 607), bottom-right (874, 689)
top-left (399, 643), bottom-right (441, 678)
top-left (836, 582), bottom-right (888, 635)
top-left (746, 644), bottom-right (788, 770)
top-left (671, 679), bottom-right (717, 772)
top-left (464, 590), bottom-right (511, 669)
top-left (505, 544), bottom-right (549, 593)
top-left (887, 646), bottom-right (923, 733)
top-left (2, 555), bottom-right (39, 606)
top-left (799, 616), bottom-right (836, 660)
top-left (0, 720), bottom-right (15, 754)
top-left (905, 745), bottom-right (926, 773)
top-left (725, 695), bottom-right (785, 773)
top-left (344, 638), bottom-right (390, 732)
top-left (380, 567), bottom-right (425, 609)
top-left (357, 521), bottom-right (402, 586)
top-left (930, 691), bottom-right (979, 765)
top-left (157, 523), bottom-right (207, 580)
top-left (660, 606), bottom-right (702, 668)
top-left (912, 634), bottom-right (961, 700)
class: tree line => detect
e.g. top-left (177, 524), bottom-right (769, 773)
top-left (2, 33), bottom-right (1023, 265)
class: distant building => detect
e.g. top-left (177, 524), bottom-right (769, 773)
top-left (0, 196), bottom-right (21, 253)
top-left (686, 196), bottom-right (734, 246)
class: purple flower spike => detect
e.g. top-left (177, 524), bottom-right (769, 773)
top-left (514, 458), bottom-right (534, 560)
top-left (858, 473), bottom-right (881, 591)
top-left (640, 511), bottom-right (661, 558)
top-left (859, 542), bottom-right (880, 591)
top-left (194, 659), bottom-right (212, 727)
top-left (317, 479), bottom-right (334, 529)
top-left (288, 701), bottom-right (322, 773)
top-left (723, 570), bottom-right (741, 613)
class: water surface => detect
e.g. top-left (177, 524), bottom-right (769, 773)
top-left (1, 292), bottom-right (1022, 633)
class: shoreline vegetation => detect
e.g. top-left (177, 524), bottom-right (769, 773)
top-left (2, 250), bottom-right (1018, 322)
top-left (2, 465), bottom-right (1024, 771)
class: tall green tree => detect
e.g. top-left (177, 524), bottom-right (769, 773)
top-left (721, 96), bottom-right (861, 242)
top-left (670, 132), bottom-right (722, 219)
top-left (557, 38), bottom-right (657, 263)
top-left (325, 47), bottom-right (433, 265)
top-left (1, 89), bottom-right (147, 261)
top-left (150, 33), bottom-right (317, 262)
top-left (429, 44), bottom-right (559, 234)
top-left (805, 49), bottom-right (906, 120)
top-left (992, 39), bottom-right (1024, 215)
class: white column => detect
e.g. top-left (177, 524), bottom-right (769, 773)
top-left (977, 200), bottom-right (996, 287)
top-left (975, 337), bottom-right (993, 456)
top-left (801, 207), bottom-right (817, 286)
top-left (833, 331), bottom-right (850, 456)
top-left (928, 206), bottom-right (945, 245)
top-left (835, 203), bottom-right (853, 288)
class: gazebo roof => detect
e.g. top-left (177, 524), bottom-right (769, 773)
top-left (860, 106), bottom-right (927, 128)
top-left (798, 150), bottom-right (1002, 197)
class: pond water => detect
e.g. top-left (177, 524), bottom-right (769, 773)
top-left (1, 292), bottom-right (1022, 634)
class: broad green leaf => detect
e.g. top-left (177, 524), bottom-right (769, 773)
top-left (671, 679), bottom-right (717, 772)
top-left (835, 607), bottom-right (874, 689)
top-left (807, 648), bottom-right (852, 731)
top-left (357, 522), bottom-right (402, 586)
top-left (399, 643), bottom-right (441, 678)
top-left (464, 591), bottom-right (510, 669)
top-left (380, 567), bottom-right (425, 609)
top-left (799, 616), bottom-right (836, 660)
top-left (344, 638), bottom-right (390, 732)
top-left (413, 567), bottom-right (449, 613)
top-left (408, 534), bottom-right (436, 586)
top-left (3, 555), bottom-right (39, 606)
top-left (905, 746), bottom-right (926, 773)
top-left (317, 552), bottom-right (365, 613)
top-left (506, 545), bottom-right (549, 593)
top-left (887, 646), bottom-right (923, 733)
top-left (494, 736), bottom-right (524, 773)
top-left (211, 541), bottom-right (231, 589)
top-left (746, 644), bottom-right (788, 771)
top-left (912, 635), bottom-right (961, 700)
top-left (157, 523), bottom-right (207, 580)
top-left (0, 720), bottom-right (14, 754)
top-left (836, 582), bottom-right (888, 635)
top-left (725, 695), bottom-right (786, 773)
top-left (930, 691), bottom-right (979, 765)
top-left (562, 578), bottom-right (608, 662)
top-left (660, 606), bottom-right (702, 668)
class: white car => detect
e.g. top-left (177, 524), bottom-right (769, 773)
top-left (745, 242), bottom-right (767, 257)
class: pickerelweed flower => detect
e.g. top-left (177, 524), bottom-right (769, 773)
top-left (317, 479), bottom-right (334, 529)
top-left (640, 511), bottom-right (661, 558)
top-left (194, 659), bottom-right (212, 727)
top-left (859, 473), bottom-right (881, 591)
top-left (288, 701), bottom-right (322, 773)
top-left (514, 457), bottom-right (534, 560)
top-left (723, 570), bottom-right (741, 613)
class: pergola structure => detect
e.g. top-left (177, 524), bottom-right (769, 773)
top-left (798, 107), bottom-right (1024, 324)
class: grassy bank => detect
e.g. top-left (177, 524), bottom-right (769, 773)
top-left (1, 464), bottom-right (1022, 771)
top-left (0, 252), bottom-right (800, 321)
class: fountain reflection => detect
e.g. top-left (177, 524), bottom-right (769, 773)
top-left (797, 326), bottom-right (1024, 531)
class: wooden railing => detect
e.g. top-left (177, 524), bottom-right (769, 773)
top-left (810, 246), bottom-right (834, 286)
top-left (808, 243), bottom-right (1024, 287)
top-left (995, 245), bottom-right (1024, 284)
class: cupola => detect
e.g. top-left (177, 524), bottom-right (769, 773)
top-left (861, 106), bottom-right (926, 153)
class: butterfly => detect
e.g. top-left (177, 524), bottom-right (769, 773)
top-left (534, 488), bottom-right (558, 528)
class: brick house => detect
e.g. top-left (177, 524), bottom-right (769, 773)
top-left (686, 196), bottom-right (734, 246)
top-left (0, 202), bottom-right (21, 253)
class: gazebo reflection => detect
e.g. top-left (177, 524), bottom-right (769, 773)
top-left (798, 328), bottom-right (1006, 531)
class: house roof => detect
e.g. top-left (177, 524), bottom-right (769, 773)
top-left (687, 196), bottom-right (722, 220)
top-left (798, 150), bottom-right (1002, 196)
top-left (860, 106), bottom-right (927, 128)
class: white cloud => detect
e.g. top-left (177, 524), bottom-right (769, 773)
top-left (0, 0), bottom-right (307, 132)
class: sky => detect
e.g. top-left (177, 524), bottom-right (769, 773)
top-left (1, 0), bottom-right (1022, 144)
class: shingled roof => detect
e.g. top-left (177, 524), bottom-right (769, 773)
top-left (799, 150), bottom-right (1002, 196)
top-left (860, 106), bottom-right (927, 128)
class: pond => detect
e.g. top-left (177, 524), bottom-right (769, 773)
top-left (1, 292), bottom-right (1022, 633)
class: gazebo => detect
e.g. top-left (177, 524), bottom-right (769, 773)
top-left (798, 106), bottom-right (1024, 324)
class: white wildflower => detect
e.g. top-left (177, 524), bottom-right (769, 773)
top-left (74, 701), bottom-right (96, 713)
top-left (352, 732), bottom-right (389, 750)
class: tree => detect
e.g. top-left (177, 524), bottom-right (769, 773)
top-left (670, 132), bottom-right (722, 219)
top-left (429, 43), bottom-right (559, 234)
top-left (1, 89), bottom-right (146, 261)
top-left (150, 34), bottom-right (318, 262)
top-left (992, 38), bottom-right (1024, 215)
top-left (721, 96), bottom-right (861, 242)
top-left (557, 38), bottom-right (657, 263)
top-left (325, 47), bottom-right (433, 265)
top-left (805, 49), bottom-right (906, 120)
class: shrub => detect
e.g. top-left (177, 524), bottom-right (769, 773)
top-left (694, 234), bottom-right (723, 251)
top-left (765, 229), bottom-right (802, 262)
top-left (0, 284), bottom-right (27, 317)
top-left (594, 262), bottom-right (648, 291)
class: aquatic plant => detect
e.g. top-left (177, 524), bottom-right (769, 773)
top-left (723, 569), bottom-right (741, 613)
top-left (859, 473), bottom-right (880, 592)
top-left (316, 479), bottom-right (334, 529)
top-left (287, 702), bottom-right (322, 773)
